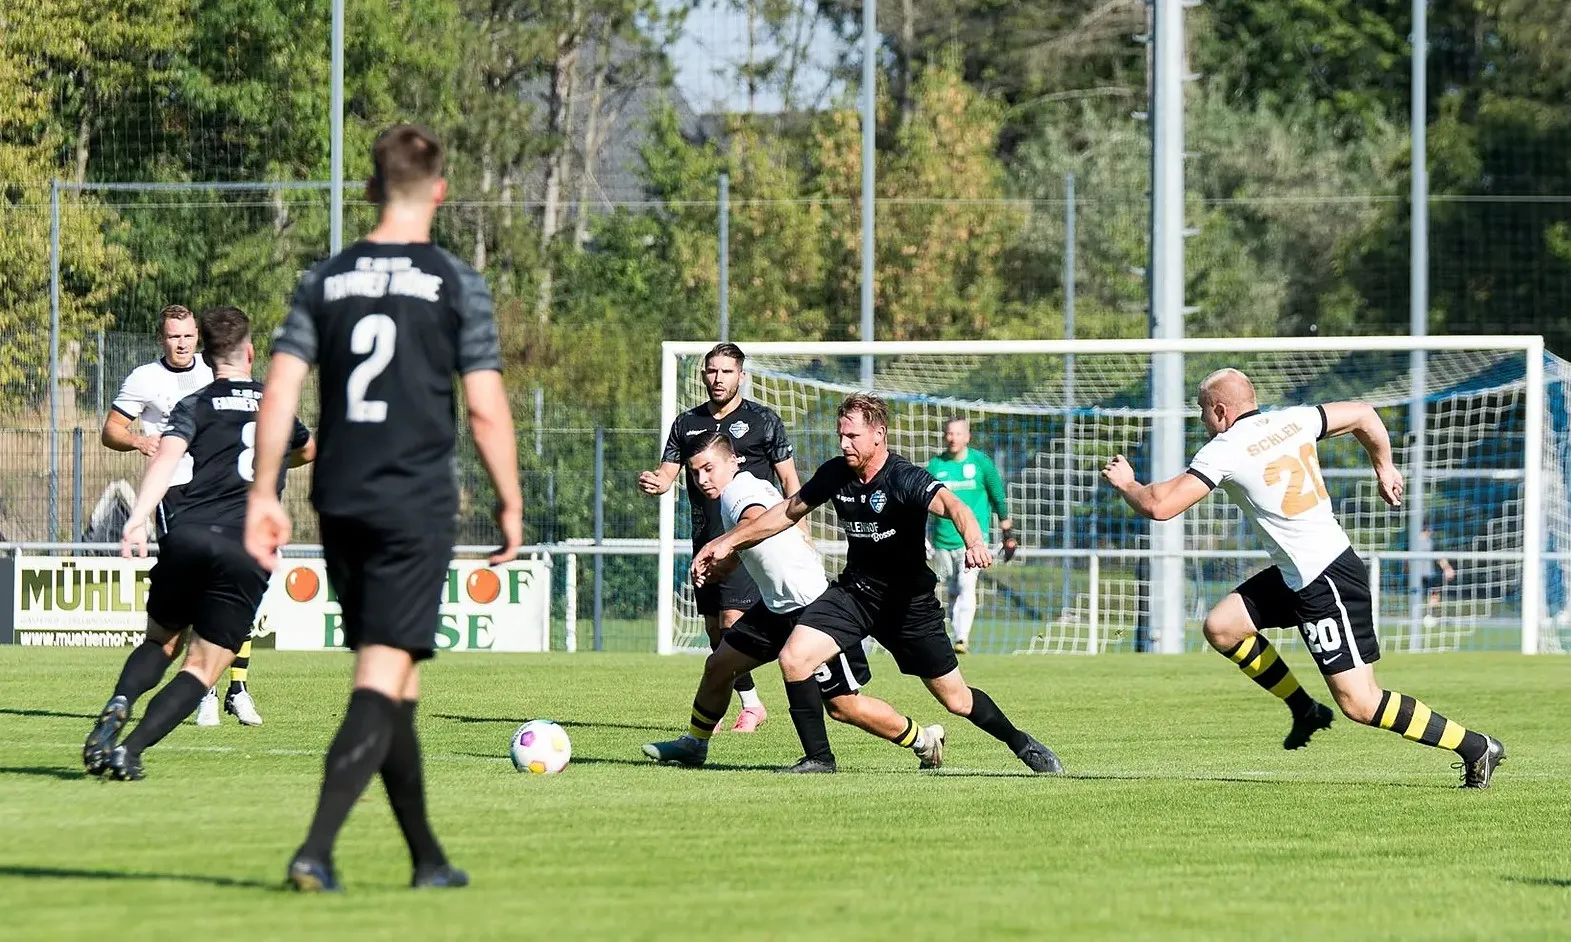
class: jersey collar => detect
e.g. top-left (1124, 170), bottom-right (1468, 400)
top-left (160, 356), bottom-right (199, 374)
top-left (1235, 409), bottom-right (1261, 421)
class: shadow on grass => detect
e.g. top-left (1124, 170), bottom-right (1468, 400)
top-left (0, 707), bottom-right (97, 720)
top-left (0, 766), bottom-right (91, 782)
top-left (452, 751), bottom-right (777, 772)
top-left (1503, 876), bottom-right (1571, 889)
top-left (434, 713), bottom-right (670, 733)
top-left (0, 865), bottom-right (276, 890)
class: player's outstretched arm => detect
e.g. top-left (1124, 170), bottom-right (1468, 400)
top-left (1321, 401), bottom-right (1403, 507)
top-left (693, 494), bottom-right (812, 585)
top-left (246, 352), bottom-right (309, 570)
top-left (1100, 454), bottom-right (1211, 521)
top-left (120, 436), bottom-right (190, 557)
top-left (929, 488), bottom-right (992, 570)
top-left (464, 368), bottom-right (524, 564)
top-left (101, 411), bottom-right (157, 457)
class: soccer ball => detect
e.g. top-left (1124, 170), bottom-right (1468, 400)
top-left (510, 720), bottom-right (571, 774)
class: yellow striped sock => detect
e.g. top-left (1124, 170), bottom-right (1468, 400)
top-left (894, 718), bottom-right (920, 748)
top-left (1374, 690), bottom-right (1478, 752)
top-left (1223, 635), bottom-right (1309, 709)
top-left (689, 703), bottom-right (722, 741)
top-left (229, 640), bottom-right (251, 685)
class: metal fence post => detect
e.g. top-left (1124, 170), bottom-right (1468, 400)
top-left (718, 172), bottom-right (730, 341)
top-left (593, 427), bottom-right (605, 651)
top-left (96, 329), bottom-right (106, 417)
top-left (49, 179), bottom-right (61, 542)
top-left (72, 428), bottom-right (84, 540)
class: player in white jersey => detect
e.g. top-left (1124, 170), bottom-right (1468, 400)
top-left (1101, 368), bottom-right (1504, 788)
top-left (643, 432), bottom-right (946, 771)
top-left (101, 305), bottom-right (262, 728)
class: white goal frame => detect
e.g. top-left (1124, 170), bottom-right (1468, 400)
top-left (658, 336), bottom-right (1547, 655)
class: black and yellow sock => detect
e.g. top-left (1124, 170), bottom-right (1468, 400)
top-left (688, 702), bottom-right (722, 741)
top-left (228, 640), bottom-right (251, 693)
top-left (1373, 690), bottom-right (1489, 762)
top-left (893, 717), bottom-right (921, 749)
top-left (1222, 635), bottom-right (1316, 715)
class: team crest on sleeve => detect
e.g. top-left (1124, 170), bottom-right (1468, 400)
top-left (728, 420), bottom-right (750, 438)
top-left (869, 490), bottom-right (886, 513)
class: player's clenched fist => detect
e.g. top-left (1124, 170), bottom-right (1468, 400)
top-left (1375, 462), bottom-right (1404, 508)
top-left (638, 470), bottom-right (670, 495)
top-left (1101, 454), bottom-right (1135, 489)
top-left (964, 541), bottom-right (993, 571)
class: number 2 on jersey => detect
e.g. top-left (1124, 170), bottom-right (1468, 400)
top-left (347, 314), bottom-right (396, 423)
top-left (1264, 443), bottom-right (1329, 517)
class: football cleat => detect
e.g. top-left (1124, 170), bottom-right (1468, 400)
top-left (1457, 735), bottom-right (1506, 789)
top-left (914, 724), bottom-right (946, 770)
top-left (1284, 701), bottom-right (1335, 750)
top-left (642, 736), bottom-right (708, 767)
top-left (1015, 734), bottom-right (1065, 774)
top-left (728, 705), bottom-right (766, 733)
top-left (195, 689), bottom-right (220, 727)
top-left (775, 756), bottom-right (837, 774)
top-left (225, 689), bottom-right (263, 726)
top-left (412, 863), bottom-right (469, 889)
top-left (287, 854), bottom-right (342, 893)
top-left (83, 696), bottom-right (129, 776)
top-left (105, 746), bottom-right (144, 782)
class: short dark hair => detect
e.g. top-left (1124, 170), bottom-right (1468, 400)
top-left (158, 304), bottom-right (195, 339)
top-left (944, 416), bottom-right (968, 429)
top-left (704, 343), bottom-right (745, 370)
top-left (371, 124), bottom-right (444, 203)
top-left (198, 306), bottom-right (250, 363)
top-left (690, 431), bottom-right (734, 460)
top-left (838, 393), bottom-right (889, 429)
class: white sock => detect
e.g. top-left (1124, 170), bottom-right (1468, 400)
top-left (910, 729), bottom-right (926, 751)
top-left (738, 688), bottom-right (763, 710)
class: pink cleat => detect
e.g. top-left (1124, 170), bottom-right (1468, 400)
top-left (729, 705), bottom-right (767, 733)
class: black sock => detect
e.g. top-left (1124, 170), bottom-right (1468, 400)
top-left (784, 679), bottom-right (833, 763)
top-left (111, 640), bottom-right (174, 708)
top-left (966, 687), bottom-right (1032, 753)
top-left (381, 701), bottom-right (447, 870)
top-left (120, 672), bottom-right (208, 755)
top-left (298, 689), bottom-right (398, 862)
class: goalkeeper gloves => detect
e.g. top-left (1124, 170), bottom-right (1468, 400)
top-left (1000, 529), bottom-right (1018, 563)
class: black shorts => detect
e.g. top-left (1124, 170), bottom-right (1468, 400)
top-left (145, 525), bottom-right (269, 654)
top-left (1237, 547), bottom-right (1379, 676)
top-left (321, 514), bottom-right (455, 662)
top-left (723, 602), bottom-right (872, 698)
top-left (796, 580), bottom-right (957, 679)
top-left (693, 548), bottom-right (762, 617)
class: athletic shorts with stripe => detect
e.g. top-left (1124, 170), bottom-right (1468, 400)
top-left (1236, 546), bottom-right (1379, 676)
top-left (722, 601), bottom-right (871, 699)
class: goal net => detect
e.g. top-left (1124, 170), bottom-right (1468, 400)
top-left (658, 338), bottom-right (1568, 657)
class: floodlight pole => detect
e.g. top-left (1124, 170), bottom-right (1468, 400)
top-left (1407, 0), bottom-right (1429, 648)
top-left (1148, 0), bottom-right (1187, 654)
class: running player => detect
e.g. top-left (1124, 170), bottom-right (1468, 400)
top-left (640, 343), bottom-right (801, 732)
top-left (644, 432), bottom-right (945, 771)
top-left (1100, 367), bottom-right (1505, 787)
top-left (102, 305), bottom-right (260, 726)
top-left (83, 306), bottom-right (313, 780)
top-left (694, 394), bottom-right (1063, 774)
top-left (927, 417), bottom-right (1016, 653)
top-left (247, 124), bottom-right (524, 891)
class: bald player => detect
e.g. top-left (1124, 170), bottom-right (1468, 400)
top-left (1101, 368), bottom-right (1505, 788)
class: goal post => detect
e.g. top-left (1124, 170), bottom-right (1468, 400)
top-left (658, 336), bottom-right (1556, 657)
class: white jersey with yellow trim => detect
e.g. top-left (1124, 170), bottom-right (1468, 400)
top-left (1186, 405), bottom-right (1352, 590)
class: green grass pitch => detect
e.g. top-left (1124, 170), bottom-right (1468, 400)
top-left (1, 648), bottom-right (1568, 940)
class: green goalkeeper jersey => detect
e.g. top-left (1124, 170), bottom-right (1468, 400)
top-left (926, 448), bottom-right (1009, 550)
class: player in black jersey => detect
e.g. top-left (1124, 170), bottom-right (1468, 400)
top-left (247, 125), bottom-right (523, 893)
top-left (695, 394), bottom-right (1064, 774)
top-left (640, 342), bottom-right (801, 732)
top-left (82, 306), bottom-right (314, 782)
